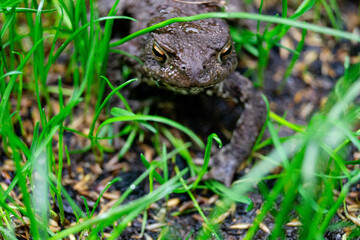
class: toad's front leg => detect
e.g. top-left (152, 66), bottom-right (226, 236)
top-left (209, 72), bottom-right (267, 187)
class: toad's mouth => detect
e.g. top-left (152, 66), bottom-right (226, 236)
top-left (152, 78), bottom-right (215, 95)
top-left (151, 72), bottom-right (226, 91)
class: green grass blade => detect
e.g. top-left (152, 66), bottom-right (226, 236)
top-left (49, 169), bottom-right (186, 239)
top-left (0, 35), bottom-right (52, 125)
top-left (0, 0), bottom-right (22, 8)
top-left (112, 12), bottom-right (360, 48)
top-left (97, 115), bottom-right (204, 149)
top-left (88, 78), bottom-right (137, 138)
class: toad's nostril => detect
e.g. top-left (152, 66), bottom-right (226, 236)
top-left (202, 65), bottom-right (206, 70)
top-left (181, 65), bottom-right (186, 70)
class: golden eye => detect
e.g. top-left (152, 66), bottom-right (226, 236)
top-left (219, 41), bottom-right (233, 62)
top-left (152, 42), bottom-right (167, 63)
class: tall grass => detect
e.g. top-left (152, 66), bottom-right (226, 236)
top-left (0, 0), bottom-right (359, 239)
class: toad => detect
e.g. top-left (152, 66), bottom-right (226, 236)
top-left (99, 0), bottom-right (267, 186)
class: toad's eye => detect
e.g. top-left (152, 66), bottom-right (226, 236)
top-left (219, 41), bottom-right (233, 62)
top-left (152, 42), bottom-right (167, 63)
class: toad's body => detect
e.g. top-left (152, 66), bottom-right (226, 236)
top-left (100, 0), bottom-right (267, 186)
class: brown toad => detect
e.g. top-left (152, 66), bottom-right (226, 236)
top-left (99, 0), bottom-right (267, 186)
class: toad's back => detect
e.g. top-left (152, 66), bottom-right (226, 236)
top-left (117, 0), bottom-right (221, 30)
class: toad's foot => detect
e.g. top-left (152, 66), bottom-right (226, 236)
top-left (207, 72), bottom-right (267, 187)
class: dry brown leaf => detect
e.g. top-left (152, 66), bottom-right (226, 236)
top-left (286, 219), bottom-right (302, 227)
top-left (166, 198), bottom-right (181, 208)
top-left (229, 223), bottom-right (252, 229)
top-left (146, 223), bottom-right (166, 232)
